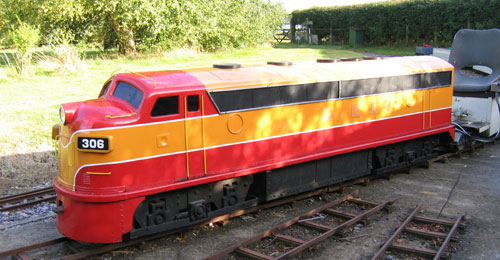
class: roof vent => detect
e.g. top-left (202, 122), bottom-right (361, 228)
top-left (317, 58), bottom-right (340, 63)
top-left (213, 63), bottom-right (241, 69)
top-left (362, 56), bottom-right (383, 61)
top-left (340, 58), bottom-right (362, 62)
top-left (267, 61), bottom-right (293, 66)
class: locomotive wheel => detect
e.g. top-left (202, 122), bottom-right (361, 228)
top-left (154, 213), bottom-right (166, 225)
top-left (189, 200), bottom-right (207, 221)
top-left (405, 151), bottom-right (417, 164)
top-left (385, 149), bottom-right (396, 167)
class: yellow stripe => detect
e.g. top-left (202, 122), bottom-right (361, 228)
top-left (105, 112), bottom-right (137, 120)
top-left (86, 172), bottom-right (111, 175)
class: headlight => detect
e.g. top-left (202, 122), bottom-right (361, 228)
top-left (59, 106), bottom-right (66, 124)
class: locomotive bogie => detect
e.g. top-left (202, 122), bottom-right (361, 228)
top-left (129, 175), bottom-right (256, 238)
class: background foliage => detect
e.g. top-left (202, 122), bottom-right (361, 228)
top-left (291, 0), bottom-right (500, 45)
top-left (0, 0), bottom-right (285, 54)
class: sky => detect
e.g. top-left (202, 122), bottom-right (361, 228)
top-left (271, 0), bottom-right (388, 13)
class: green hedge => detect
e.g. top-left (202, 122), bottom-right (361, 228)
top-left (291, 0), bottom-right (500, 45)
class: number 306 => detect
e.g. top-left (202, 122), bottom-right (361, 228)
top-left (81, 138), bottom-right (105, 149)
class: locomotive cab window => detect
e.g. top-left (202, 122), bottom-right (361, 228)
top-left (99, 81), bottom-right (111, 98)
top-left (151, 96), bottom-right (179, 117)
top-left (187, 95), bottom-right (199, 112)
top-left (113, 82), bottom-right (144, 109)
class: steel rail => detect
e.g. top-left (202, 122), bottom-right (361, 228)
top-left (434, 213), bottom-right (466, 260)
top-left (371, 203), bottom-right (422, 260)
top-left (0, 237), bottom-right (69, 258)
top-left (0, 187), bottom-right (54, 205)
top-left (0, 187), bottom-right (56, 212)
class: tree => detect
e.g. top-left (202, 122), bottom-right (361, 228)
top-left (0, 0), bottom-right (89, 46)
top-left (0, 0), bottom-right (286, 55)
top-left (91, 0), bottom-right (168, 54)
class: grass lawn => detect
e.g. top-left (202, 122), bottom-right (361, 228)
top-left (0, 44), bottom-right (415, 156)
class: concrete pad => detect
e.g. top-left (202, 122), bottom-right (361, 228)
top-left (357, 143), bottom-right (500, 260)
top-left (0, 218), bottom-right (62, 252)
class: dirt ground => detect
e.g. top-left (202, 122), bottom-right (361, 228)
top-left (0, 152), bottom-right (57, 196)
top-left (1, 143), bottom-right (500, 259)
top-left (0, 151), bottom-right (57, 196)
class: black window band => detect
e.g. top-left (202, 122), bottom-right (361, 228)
top-left (208, 71), bottom-right (452, 114)
top-left (340, 71), bottom-right (452, 98)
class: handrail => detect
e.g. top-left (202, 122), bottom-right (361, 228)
top-left (202, 95), bottom-right (207, 176)
top-left (184, 96), bottom-right (190, 179)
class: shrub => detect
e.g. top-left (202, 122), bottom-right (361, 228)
top-left (7, 21), bottom-right (40, 78)
top-left (45, 28), bottom-right (85, 73)
top-left (291, 0), bottom-right (500, 46)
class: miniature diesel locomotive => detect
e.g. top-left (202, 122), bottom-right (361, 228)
top-left (52, 56), bottom-right (455, 243)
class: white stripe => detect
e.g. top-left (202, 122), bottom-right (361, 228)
top-left (70, 106), bottom-right (451, 191)
top-left (62, 114), bottom-right (218, 149)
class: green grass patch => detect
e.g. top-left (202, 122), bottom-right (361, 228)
top-left (0, 44), bottom-right (413, 156)
top-left (273, 43), bottom-right (415, 57)
top-left (349, 45), bottom-right (415, 56)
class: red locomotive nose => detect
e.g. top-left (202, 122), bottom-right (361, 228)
top-left (59, 98), bottom-right (139, 131)
top-left (59, 101), bottom-right (82, 125)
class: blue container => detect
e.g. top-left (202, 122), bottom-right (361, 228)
top-left (416, 46), bottom-right (433, 55)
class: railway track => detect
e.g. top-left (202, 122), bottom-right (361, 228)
top-left (202, 193), bottom-right (465, 259)
top-left (371, 203), bottom-right (466, 260)
top-left (0, 188), bottom-right (466, 260)
top-left (0, 182), bottom-right (365, 260)
top-left (0, 187), bottom-right (56, 212)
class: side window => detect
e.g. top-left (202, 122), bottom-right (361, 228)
top-left (210, 89), bottom-right (253, 112)
top-left (280, 85), bottom-right (307, 104)
top-left (253, 87), bottom-right (280, 107)
top-left (187, 95), bottom-right (199, 112)
top-left (308, 82), bottom-right (339, 101)
top-left (99, 81), bottom-right (111, 98)
top-left (113, 82), bottom-right (144, 109)
top-left (151, 96), bottom-right (179, 117)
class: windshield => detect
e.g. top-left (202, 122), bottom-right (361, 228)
top-left (113, 81), bottom-right (144, 109)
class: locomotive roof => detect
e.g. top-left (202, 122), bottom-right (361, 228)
top-left (115, 56), bottom-right (453, 92)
